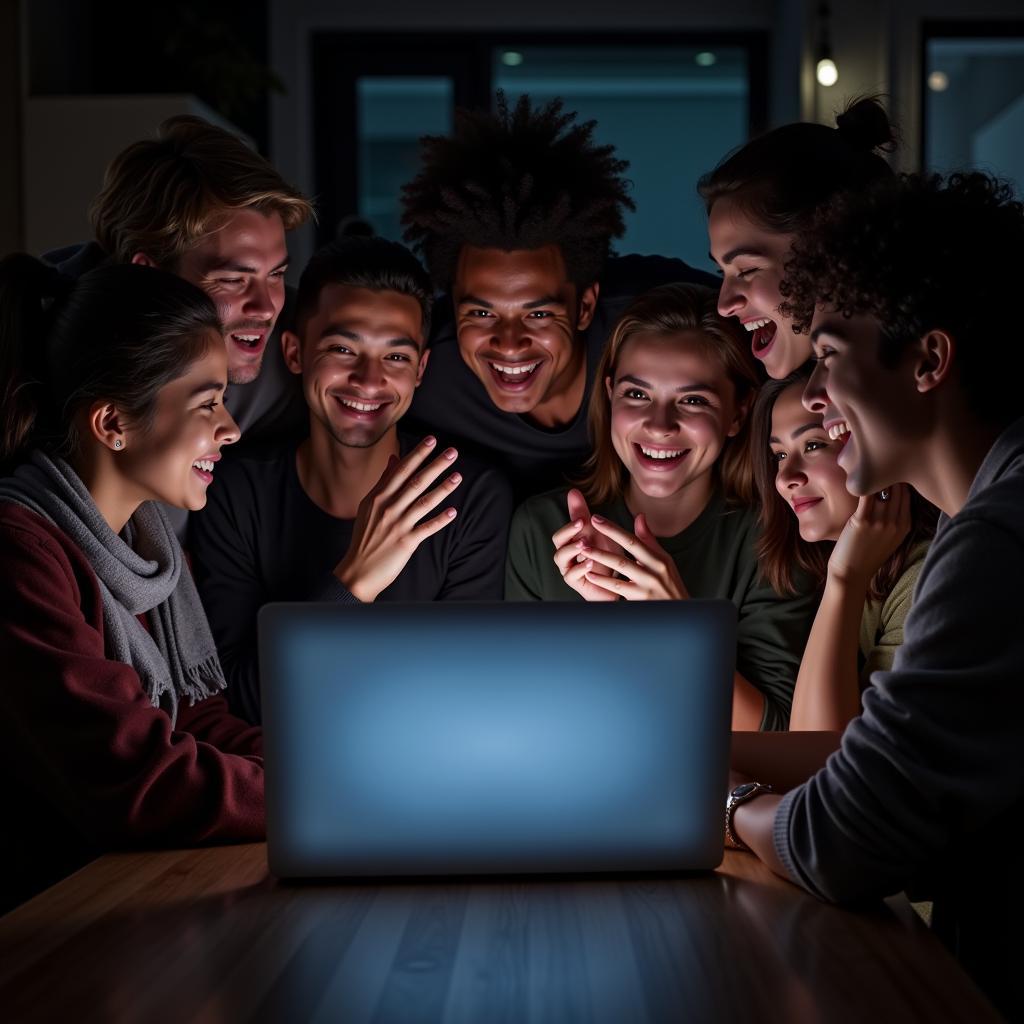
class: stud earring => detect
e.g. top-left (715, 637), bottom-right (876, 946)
top-left (114, 439), bottom-right (123, 449)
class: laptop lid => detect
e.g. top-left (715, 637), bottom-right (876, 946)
top-left (259, 600), bottom-right (736, 877)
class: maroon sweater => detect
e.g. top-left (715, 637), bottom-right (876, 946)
top-left (0, 503), bottom-right (264, 911)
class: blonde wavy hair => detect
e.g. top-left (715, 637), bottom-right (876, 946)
top-left (579, 282), bottom-right (759, 508)
top-left (90, 116), bottom-right (314, 268)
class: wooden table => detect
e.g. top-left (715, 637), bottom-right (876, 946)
top-left (0, 844), bottom-right (999, 1024)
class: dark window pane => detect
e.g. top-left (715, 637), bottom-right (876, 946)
top-left (357, 77), bottom-right (453, 242)
top-left (494, 45), bottom-right (749, 272)
top-left (925, 37), bottom-right (1024, 196)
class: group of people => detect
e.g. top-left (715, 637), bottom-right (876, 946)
top-left (1, 91), bottom-right (1021, 1019)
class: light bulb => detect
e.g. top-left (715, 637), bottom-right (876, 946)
top-left (816, 58), bottom-right (839, 87)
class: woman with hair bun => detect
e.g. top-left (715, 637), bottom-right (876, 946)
top-left (0, 256), bottom-right (263, 912)
top-left (701, 97), bottom-right (896, 379)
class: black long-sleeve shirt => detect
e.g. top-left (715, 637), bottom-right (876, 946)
top-left (190, 436), bottom-right (512, 724)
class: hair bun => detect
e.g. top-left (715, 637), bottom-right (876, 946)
top-left (836, 97), bottom-right (897, 153)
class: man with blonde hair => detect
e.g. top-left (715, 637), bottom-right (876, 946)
top-left (47, 115), bottom-right (315, 444)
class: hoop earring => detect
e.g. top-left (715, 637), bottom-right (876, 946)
top-left (114, 439), bottom-right (123, 449)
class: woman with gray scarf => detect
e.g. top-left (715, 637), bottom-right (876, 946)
top-left (0, 257), bottom-right (264, 912)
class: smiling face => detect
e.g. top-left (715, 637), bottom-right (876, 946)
top-left (453, 244), bottom-right (597, 426)
top-left (174, 208), bottom-right (289, 385)
top-left (116, 333), bottom-right (239, 510)
top-left (607, 330), bottom-right (743, 505)
top-left (708, 196), bottom-right (811, 379)
top-left (803, 310), bottom-right (925, 497)
top-left (284, 283), bottom-right (427, 449)
top-left (769, 381), bottom-right (857, 543)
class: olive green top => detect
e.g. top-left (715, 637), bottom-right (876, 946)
top-left (858, 541), bottom-right (930, 685)
top-left (505, 486), bottom-right (820, 731)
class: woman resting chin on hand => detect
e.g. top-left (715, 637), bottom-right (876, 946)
top-left (505, 283), bottom-right (821, 732)
top-left (751, 366), bottom-right (938, 732)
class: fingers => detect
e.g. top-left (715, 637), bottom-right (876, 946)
top-left (591, 514), bottom-right (663, 564)
top-left (553, 539), bottom-right (583, 577)
top-left (551, 518), bottom-right (585, 550)
top-left (634, 513), bottom-right (655, 543)
top-left (379, 437), bottom-right (457, 502)
top-left (403, 469), bottom-right (463, 527)
top-left (566, 488), bottom-right (591, 525)
top-left (862, 483), bottom-right (909, 527)
top-left (409, 505), bottom-right (459, 544)
top-left (554, 538), bottom-right (611, 578)
top-left (564, 559), bottom-right (619, 601)
top-left (582, 544), bottom-right (660, 589)
top-left (583, 571), bottom-right (643, 601)
top-left (383, 446), bottom-right (460, 520)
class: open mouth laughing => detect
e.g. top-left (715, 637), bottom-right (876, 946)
top-left (827, 420), bottom-right (851, 444)
top-left (191, 454), bottom-right (221, 484)
top-left (228, 330), bottom-right (268, 357)
top-left (743, 316), bottom-right (778, 357)
top-left (487, 359), bottom-right (543, 391)
top-left (826, 418), bottom-right (855, 471)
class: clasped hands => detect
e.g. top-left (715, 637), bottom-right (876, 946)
top-left (551, 488), bottom-right (689, 601)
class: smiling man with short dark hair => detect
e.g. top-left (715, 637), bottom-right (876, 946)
top-left (190, 236), bottom-right (512, 725)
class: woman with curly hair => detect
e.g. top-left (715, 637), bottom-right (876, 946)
top-left (701, 96), bottom-right (896, 379)
top-left (506, 283), bottom-right (819, 731)
top-left (750, 365), bottom-right (936, 731)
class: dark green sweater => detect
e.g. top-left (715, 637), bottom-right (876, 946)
top-left (505, 487), bottom-right (819, 730)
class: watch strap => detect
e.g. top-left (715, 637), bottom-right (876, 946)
top-left (725, 781), bottom-right (774, 852)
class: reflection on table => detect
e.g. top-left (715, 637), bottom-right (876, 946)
top-left (0, 843), bottom-right (1000, 1023)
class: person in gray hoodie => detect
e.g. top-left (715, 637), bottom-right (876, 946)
top-left (725, 172), bottom-right (1024, 1022)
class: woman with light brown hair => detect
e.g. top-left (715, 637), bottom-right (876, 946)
top-left (751, 366), bottom-right (936, 730)
top-left (505, 282), bottom-right (819, 730)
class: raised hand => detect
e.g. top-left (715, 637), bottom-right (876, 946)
top-left (551, 489), bottom-right (624, 601)
top-left (827, 483), bottom-right (911, 588)
top-left (334, 436), bottom-right (462, 602)
top-left (578, 513), bottom-right (691, 601)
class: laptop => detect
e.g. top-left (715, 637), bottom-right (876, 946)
top-left (259, 600), bottom-right (736, 878)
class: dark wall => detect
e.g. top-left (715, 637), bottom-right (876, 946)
top-left (28, 0), bottom-right (274, 151)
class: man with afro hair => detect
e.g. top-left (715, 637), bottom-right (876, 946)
top-left (402, 93), bottom-right (716, 498)
top-left (725, 171), bottom-right (1024, 1021)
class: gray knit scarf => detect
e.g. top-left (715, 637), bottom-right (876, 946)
top-left (0, 451), bottom-right (225, 726)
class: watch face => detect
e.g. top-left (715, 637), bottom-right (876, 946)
top-left (732, 782), bottom-right (759, 799)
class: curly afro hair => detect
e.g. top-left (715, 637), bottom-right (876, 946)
top-left (401, 92), bottom-right (634, 290)
top-left (780, 171), bottom-right (1024, 423)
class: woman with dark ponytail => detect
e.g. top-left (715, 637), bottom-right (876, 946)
top-left (0, 257), bottom-right (263, 912)
top-left (701, 97), bottom-right (896, 379)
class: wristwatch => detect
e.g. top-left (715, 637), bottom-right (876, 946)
top-left (725, 781), bottom-right (774, 852)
